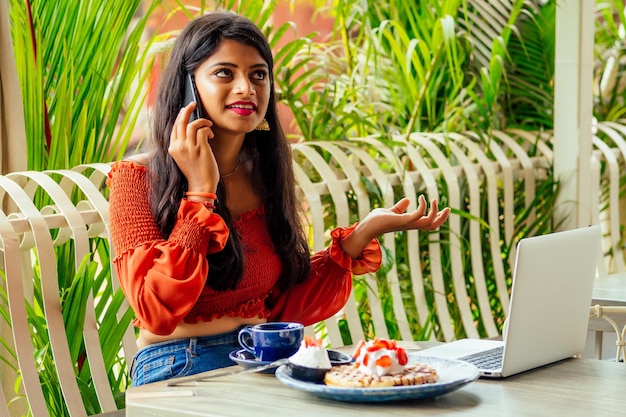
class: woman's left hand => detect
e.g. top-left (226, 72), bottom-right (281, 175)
top-left (365, 195), bottom-right (449, 234)
top-left (340, 195), bottom-right (450, 259)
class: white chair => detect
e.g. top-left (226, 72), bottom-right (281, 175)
top-left (0, 164), bottom-right (134, 416)
top-left (587, 122), bottom-right (626, 361)
top-left (589, 305), bottom-right (626, 362)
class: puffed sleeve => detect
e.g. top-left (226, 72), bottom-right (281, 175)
top-left (107, 161), bottom-right (229, 335)
top-left (268, 224), bottom-right (381, 326)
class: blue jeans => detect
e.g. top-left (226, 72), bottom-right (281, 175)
top-left (130, 328), bottom-right (240, 387)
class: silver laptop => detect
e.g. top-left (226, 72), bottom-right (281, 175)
top-left (419, 225), bottom-right (602, 378)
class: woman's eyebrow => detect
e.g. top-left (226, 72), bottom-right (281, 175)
top-left (208, 62), bottom-right (269, 69)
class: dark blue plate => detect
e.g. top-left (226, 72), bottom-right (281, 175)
top-left (229, 349), bottom-right (278, 374)
top-left (275, 354), bottom-right (479, 403)
top-left (327, 349), bottom-right (353, 366)
top-left (230, 348), bottom-right (352, 375)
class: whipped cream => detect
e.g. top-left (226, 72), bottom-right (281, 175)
top-left (289, 340), bottom-right (332, 369)
top-left (353, 338), bottom-right (408, 377)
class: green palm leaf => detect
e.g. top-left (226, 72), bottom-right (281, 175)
top-left (9, 0), bottom-right (162, 170)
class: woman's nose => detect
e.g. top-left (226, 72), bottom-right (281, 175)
top-left (233, 76), bottom-right (255, 95)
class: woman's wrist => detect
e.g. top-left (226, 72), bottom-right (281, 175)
top-left (339, 223), bottom-right (375, 259)
top-left (185, 191), bottom-right (217, 211)
top-left (186, 191), bottom-right (217, 200)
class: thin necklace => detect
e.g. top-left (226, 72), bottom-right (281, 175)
top-left (220, 160), bottom-right (241, 178)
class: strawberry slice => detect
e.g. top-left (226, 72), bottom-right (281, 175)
top-left (396, 347), bottom-right (408, 365)
top-left (375, 355), bottom-right (392, 368)
top-left (377, 338), bottom-right (392, 349)
top-left (352, 339), bottom-right (366, 359)
top-left (366, 344), bottom-right (380, 352)
top-left (303, 335), bottom-right (323, 348)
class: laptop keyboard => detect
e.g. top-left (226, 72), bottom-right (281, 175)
top-left (459, 346), bottom-right (504, 370)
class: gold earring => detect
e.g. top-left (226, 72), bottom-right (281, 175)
top-left (255, 118), bottom-right (270, 131)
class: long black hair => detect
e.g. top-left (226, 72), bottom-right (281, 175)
top-left (147, 11), bottom-right (310, 291)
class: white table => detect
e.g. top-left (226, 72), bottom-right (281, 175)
top-left (126, 349), bottom-right (626, 417)
top-left (593, 272), bottom-right (626, 305)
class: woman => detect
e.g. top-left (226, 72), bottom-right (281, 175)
top-left (107, 11), bottom-right (450, 387)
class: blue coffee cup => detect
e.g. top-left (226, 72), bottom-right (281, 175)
top-left (238, 322), bottom-right (304, 362)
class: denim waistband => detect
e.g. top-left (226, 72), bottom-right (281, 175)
top-left (130, 327), bottom-right (244, 386)
top-left (136, 326), bottom-right (242, 356)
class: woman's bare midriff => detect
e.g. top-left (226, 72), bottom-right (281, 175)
top-left (137, 315), bottom-right (267, 349)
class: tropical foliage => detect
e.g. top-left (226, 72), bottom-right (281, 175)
top-left (9, 0), bottom-right (165, 170)
top-left (594, 0), bottom-right (626, 121)
top-left (279, 0), bottom-right (558, 140)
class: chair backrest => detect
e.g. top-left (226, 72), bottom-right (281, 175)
top-left (592, 122), bottom-right (626, 275)
top-left (298, 124), bottom-right (626, 350)
top-left (295, 130), bottom-right (553, 347)
top-left (0, 164), bottom-right (135, 417)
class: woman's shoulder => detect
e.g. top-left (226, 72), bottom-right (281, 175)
top-left (110, 153), bottom-right (150, 171)
top-left (109, 153), bottom-right (151, 180)
top-left (124, 152), bottom-right (150, 167)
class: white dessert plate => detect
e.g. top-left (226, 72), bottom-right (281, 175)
top-left (274, 355), bottom-right (479, 403)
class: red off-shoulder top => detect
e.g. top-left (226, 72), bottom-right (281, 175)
top-left (107, 160), bottom-right (382, 335)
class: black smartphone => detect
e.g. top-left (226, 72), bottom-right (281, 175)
top-left (183, 73), bottom-right (207, 123)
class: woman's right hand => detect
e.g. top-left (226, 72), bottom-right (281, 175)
top-left (168, 102), bottom-right (219, 193)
